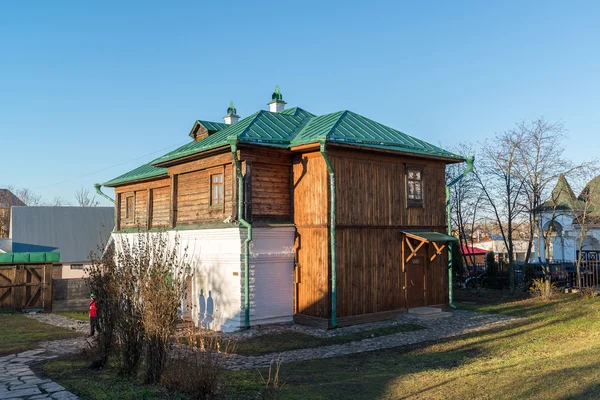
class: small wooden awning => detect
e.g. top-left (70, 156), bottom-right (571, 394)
top-left (401, 231), bottom-right (458, 243)
top-left (401, 231), bottom-right (457, 263)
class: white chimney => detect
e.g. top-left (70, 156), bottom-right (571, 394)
top-left (223, 101), bottom-right (240, 125)
top-left (268, 85), bottom-right (286, 112)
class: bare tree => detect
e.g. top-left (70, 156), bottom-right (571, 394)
top-left (14, 188), bottom-right (42, 206)
top-left (475, 129), bottom-right (528, 291)
top-left (75, 187), bottom-right (99, 207)
top-left (45, 196), bottom-right (71, 206)
top-left (512, 119), bottom-right (576, 267)
top-left (447, 143), bottom-right (483, 269)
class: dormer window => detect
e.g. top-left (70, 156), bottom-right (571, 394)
top-left (407, 168), bottom-right (423, 207)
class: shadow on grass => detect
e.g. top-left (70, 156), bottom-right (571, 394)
top-left (225, 295), bottom-right (600, 400)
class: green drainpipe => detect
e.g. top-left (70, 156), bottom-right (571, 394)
top-left (229, 139), bottom-right (252, 329)
top-left (320, 141), bottom-right (337, 328)
top-left (446, 156), bottom-right (475, 309)
top-left (94, 183), bottom-right (115, 203)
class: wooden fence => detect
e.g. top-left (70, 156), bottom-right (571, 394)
top-left (0, 264), bottom-right (53, 311)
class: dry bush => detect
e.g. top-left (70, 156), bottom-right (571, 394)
top-left (163, 326), bottom-right (237, 399)
top-left (87, 244), bottom-right (120, 368)
top-left (136, 233), bottom-right (189, 384)
top-left (580, 286), bottom-right (598, 299)
top-left (529, 278), bottom-right (558, 300)
top-left (87, 231), bottom-right (190, 383)
top-left (259, 355), bottom-right (285, 400)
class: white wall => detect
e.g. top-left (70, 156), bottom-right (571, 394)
top-left (112, 226), bottom-right (296, 332)
top-left (248, 227), bottom-right (295, 326)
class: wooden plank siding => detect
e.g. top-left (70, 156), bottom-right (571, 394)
top-left (292, 146), bottom-right (450, 321)
top-left (293, 153), bottom-right (330, 318)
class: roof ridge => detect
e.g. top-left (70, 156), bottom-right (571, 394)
top-left (325, 110), bottom-right (349, 141)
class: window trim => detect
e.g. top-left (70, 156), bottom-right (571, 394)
top-left (125, 194), bottom-right (135, 220)
top-left (406, 165), bottom-right (424, 208)
top-left (70, 264), bottom-right (84, 270)
top-left (210, 172), bottom-right (224, 207)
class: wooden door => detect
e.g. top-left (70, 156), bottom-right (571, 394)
top-left (0, 266), bottom-right (16, 309)
top-left (0, 265), bottom-right (52, 311)
top-left (406, 256), bottom-right (425, 308)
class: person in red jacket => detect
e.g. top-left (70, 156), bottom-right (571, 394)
top-left (89, 293), bottom-right (99, 337)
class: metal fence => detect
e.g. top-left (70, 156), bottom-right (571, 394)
top-left (460, 260), bottom-right (600, 290)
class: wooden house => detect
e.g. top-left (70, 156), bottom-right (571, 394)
top-left (101, 88), bottom-right (464, 331)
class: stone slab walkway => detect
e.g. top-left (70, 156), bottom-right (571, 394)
top-left (221, 310), bottom-right (523, 370)
top-left (8, 308), bottom-right (523, 397)
top-left (0, 343), bottom-right (86, 400)
top-left (1, 313), bottom-right (90, 400)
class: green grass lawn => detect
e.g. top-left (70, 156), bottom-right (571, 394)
top-left (40, 358), bottom-right (189, 400)
top-left (54, 310), bottom-right (89, 321)
top-left (0, 313), bottom-right (83, 356)
top-left (235, 323), bottom-right (424, 356)
top-left (40, 292), bottom-right (600, 399)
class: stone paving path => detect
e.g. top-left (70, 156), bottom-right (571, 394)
top-left (4, 308), bottom-right (523, 398)
top-left (0, 341), bottom-right (87, 400)
top-left (1, 313), bottom-right (89, 400)
top-left (221, 310), bottom-right (523, 370)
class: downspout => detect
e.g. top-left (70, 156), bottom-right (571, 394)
top-left (446, 156), bottom-right (474, 309)
top-left (94, 183), bottom-right (116, 259)
top-left (228, 138), bottom-right (252, 329)
top-left (319, 141), bottom-right (337, 328)
top-left (94, 183), bottom-right (115, 204)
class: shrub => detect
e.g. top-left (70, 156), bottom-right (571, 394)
top-left (259, 355), bottom-right (285, 400)
top-left (580, 286), bottom-right (598, 299)
top-left (163, 326), bottom-right (237, 400)
top-left (87, 231), bottom-right (190, 383)
top-left (529, 278), bottom-right (558, 300)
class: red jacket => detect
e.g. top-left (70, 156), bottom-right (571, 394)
top-left (89, 299), bottom-right (97, 318)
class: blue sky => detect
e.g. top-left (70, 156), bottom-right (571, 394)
top-left (1, 1), bottom-right (598, 206)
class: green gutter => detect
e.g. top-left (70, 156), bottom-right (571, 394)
top-left (320, 141), bottom-right (337, 328)
top-left (228, 138), bottom-right (253, 329)
top-left (446, 156), bottom-right (475, 309)
top-left (94, 183), bottom-right (115, 204)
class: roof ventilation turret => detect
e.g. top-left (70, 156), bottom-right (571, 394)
top-left (224, 101), bottom-right (240, 125)
top-left (268, 85), bottom-right (286, 113)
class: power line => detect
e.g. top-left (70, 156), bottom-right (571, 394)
top-left (35, 140), bottom-right (188, 190)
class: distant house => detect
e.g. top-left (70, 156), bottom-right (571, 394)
top-left (472, 237), bottom-right (530, 263)
top-left (460, 245), bottom-right (487, 265)
top-left (0, 189), bottom-right (25, 238)
top-left (536, 174), bottom-right (600, 262)
top-left (7, 206), bottom-right (114, 278)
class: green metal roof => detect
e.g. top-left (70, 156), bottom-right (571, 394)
top-left (540, 174), bottom-right (581, 211)
top-left (105, 105), bottom-right (462, 186)
top-left (280, 107), bottom-right (315, 120)
top-left (0, 252), bottom-right (60, 264)
top-left (152, 110), bottom-right (309, 166)
top-left (291, 110), bottom-right (462, 160)
top-left (103, 163), bottom-right (167, 187)
top-left (197, 120), bottom-right (228, 132)
top-left (401, 231), bottom-right (458, 243)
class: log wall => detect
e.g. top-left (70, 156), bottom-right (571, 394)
top-left (113, 152), bottom-right (235, 230)
top-left (241, 147), bottom-right (293, 221)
